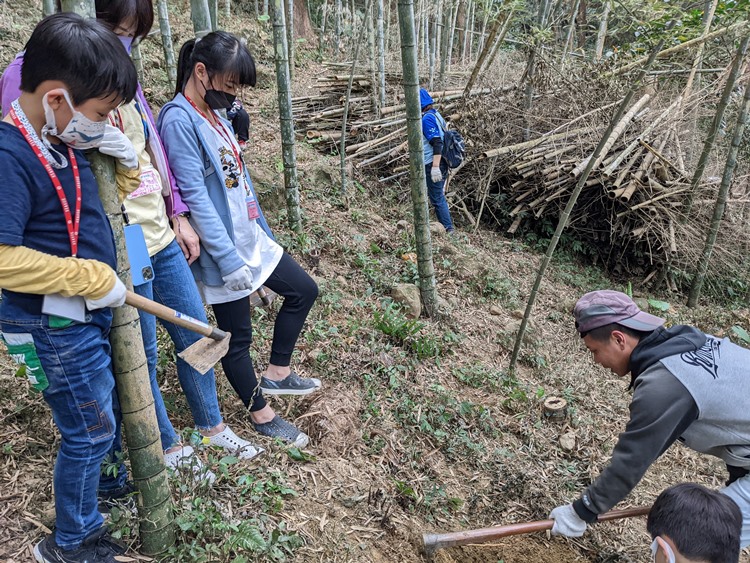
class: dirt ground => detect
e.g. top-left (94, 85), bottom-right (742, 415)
top-left (2, 1), bottom-right (750, 562)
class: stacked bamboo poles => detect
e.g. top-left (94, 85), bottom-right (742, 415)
top-left (474, 93), bottom-right (704, 278)
top-left (295, 64), bottom-right (501, 175)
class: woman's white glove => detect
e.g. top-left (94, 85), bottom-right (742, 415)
top-left (85, 272), bottom-right (127, 310)
top-left (549, 504), bottom-right (587, 537)
top-left (222, 265), bottom-right (253, 291)
top-left (430, 166), bottom-right (443, 183)
top-left (98, 125), bottom-right (139, 170)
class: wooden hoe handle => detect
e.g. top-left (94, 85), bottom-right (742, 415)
top-left (125, 290), bottom-right (228, 341)
top-left (422, 506), bottom-right (650, 556)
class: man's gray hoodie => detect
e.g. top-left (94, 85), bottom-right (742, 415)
top-left (573, 325), bottom-right (750, 522)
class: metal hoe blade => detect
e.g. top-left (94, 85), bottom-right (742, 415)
top-left (177, 332), bottom-right (231, 375)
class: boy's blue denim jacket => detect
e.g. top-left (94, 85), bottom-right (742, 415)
top-left (156, 93), bottom-right (273, 287)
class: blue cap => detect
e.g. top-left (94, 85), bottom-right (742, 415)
top-left (419, 88), bottom-right (433, 110)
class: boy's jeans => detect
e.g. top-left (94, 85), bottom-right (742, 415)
top-left (0, 305), bottom-right (115, 549)
top-left (424, 161), bottom-right (454, 232)
top-left (151, 239), bottom-right (222, 429)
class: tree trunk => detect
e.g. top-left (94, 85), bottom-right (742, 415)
top-left (477, 1), bottom-right (490, 54)
top-left (438, 0), bottom-right (450, 85)
top-left (319, 1), bottom-right (328, 55)
top-left (368, 1), bottom-right (380, 116)
top-left (682, 36), bottom-right (749, 218)
top-left (341, 0), bottom-right (373, 196)
top-left (688, 77), bottom-right (750, 306)
top-left (576, 0), bottom-right (587, 48)
top-left (385, 0), bottom-right (392, 51)
top-left (157, 0), bottom-right (178, 88)
top-left (594, 0), bottom-right (610, 61)
top-left (447, 0), bottom-right (460, 70)
top-left (43, 0), bottom-right (57, 16)
top-left (335, 0), bottom-right (342, 52)
top-left (456, 0), bottom-right (466, 60)
top-left (286, 0), bottom-right (295, 82)
top-left (397, 0), bottom-right (439, 317)
top-left (466, 0), bottom-right (475, 62)
top-left (272, 0), bottom-right (302, 233)
top-left (560, 0), bottom-right (580, 66)
top-left (58, 1), bottom-right (176, 555)
top-left (509, 38), bottom-right (667, 371)
top-left (429, 0), bottom-right (439, 88)
top-left (377, 0), bottom-right (387, 112)
top-left (191, 0), bottom-right (212, 36)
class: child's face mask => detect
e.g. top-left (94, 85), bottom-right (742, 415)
top-left (119, 35), bottom-right (134, 54)
top-left (650, 538), bottom-right (676, 563)
top-left (42, 89), bottom-right (107, 150)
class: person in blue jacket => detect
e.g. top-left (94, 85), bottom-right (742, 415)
top-left (157, 32), bottom-right (321, 448)
top-left (420, 88), bottom-right (454, 233)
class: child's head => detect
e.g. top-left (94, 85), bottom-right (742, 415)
top-left (647, 483), bottom-right (742, 563)
top-left (175, 31), bottom-right (256, 106)
top-left (21, 13), bottom-right (137, 144)
top-left (95, 0), bottom-right (154, 41)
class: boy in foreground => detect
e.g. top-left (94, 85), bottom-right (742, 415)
top-left (0, 13), bottom-right (137, 562)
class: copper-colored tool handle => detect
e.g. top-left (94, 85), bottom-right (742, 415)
top-left (422, 506), bottom-right (650, 554)
top-left (125, 290), bottom-right (227, 341)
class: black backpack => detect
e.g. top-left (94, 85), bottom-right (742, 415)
top-left (436, 113), bottom-right (466, 169)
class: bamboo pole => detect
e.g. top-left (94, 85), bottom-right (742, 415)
top-left (131, 42), bottom-right (145, 83)
top-left (43, 0), bottom-right (57, 16)
top-left (509, 35), bottom-right (666, 372)
top-left (55, 4), bottom-right (176, 556)
top-left (570, 93), bottom-right (650, 176)
top-left (398, 0), bottom-right (439, 317)
top-left (286, 0), bottom-right (295, 81)
top-left (340, 0), bottom-right (373, 195)
top-left (682, 36), bottom-right (749, 218)
top-left (594, 0), bottom-right (610, 61)
top-left (688, 76), bottom-right (750, 306)
top-left (157, 0), bottom-right (177, 87)
top-left (463, 2), bottom-right (511, 97)
top-left (191, 0), bottom-right (212, 37)
top-left (376, 0), bottom-right (386, 113)
top-left (273, 0), bottom-right (302, 232)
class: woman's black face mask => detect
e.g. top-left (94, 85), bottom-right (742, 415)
top-left (202, 77), bottom-right (236, 110)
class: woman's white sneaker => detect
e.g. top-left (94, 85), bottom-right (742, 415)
top-left (205, 425), bottom-right (265, 460)
top-left (164, 445), bottom-right (216, 484)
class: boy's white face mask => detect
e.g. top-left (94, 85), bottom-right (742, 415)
top-left (650, 537), bottom-right (676, 563)
top-left (42, 89), bottom-right (106, 150)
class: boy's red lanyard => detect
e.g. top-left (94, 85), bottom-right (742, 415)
top-left (10, 108), bottom-right (81, 257)
top-left (185, 95), bottom-right (243, 174)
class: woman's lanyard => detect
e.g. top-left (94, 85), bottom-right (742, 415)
top-left (10, 107), bottom-right (81, 257)
top-left (185, 95), bottom-right (243, 175)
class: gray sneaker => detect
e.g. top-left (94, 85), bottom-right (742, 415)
top-left (253, 415), bottom-right (309, 448)
top-left (260, 372), bottom-right (322, 396)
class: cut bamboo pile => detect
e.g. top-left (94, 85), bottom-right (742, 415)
top-left (466, 92), bottom-right (711, 279)
top-left (295, 63), bottom-right (503, 174)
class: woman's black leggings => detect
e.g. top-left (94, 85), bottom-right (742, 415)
top-left (211, 252), bottom-right (318, 412)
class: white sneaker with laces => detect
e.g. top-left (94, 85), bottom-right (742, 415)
top-left (206, 425), bottom-right (265, 460)
top-left (164, 445), bottom-right (216, 484)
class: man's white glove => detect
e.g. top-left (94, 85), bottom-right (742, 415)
top-left (549, 504), bottom-right (587, 537)
top-left (98, 125), bottom-right (139, 170)
top-left (85, 272), bottom-right (126, 310)
top-left (222, 265), bottom-right (253, 291)
top-left (430, 166), bottom-right (443, 183)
